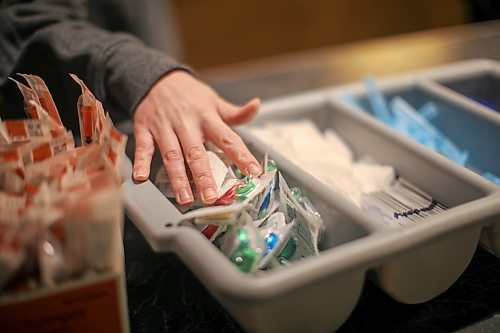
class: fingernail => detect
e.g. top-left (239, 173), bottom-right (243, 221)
top-left (248, 163), bottom-right (262, 176)
top-left (134, 168), bottom-right (147, 180)
top-left (203, 187), bottom-right (217, 202)
top-left (178, 188), bottom-right (193, 204)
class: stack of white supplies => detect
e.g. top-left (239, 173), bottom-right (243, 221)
top-left (250, 120), bottom-right (394, 206)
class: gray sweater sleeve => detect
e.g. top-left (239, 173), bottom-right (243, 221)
top-left (0, 0), bottom-right (190, 127)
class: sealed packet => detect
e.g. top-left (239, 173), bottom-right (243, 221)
top-left (0, 116), bottom-right (11, 145)
top-left (70, 73), bottom-right (106, 146)
top-left (8, 78), bottom-right (41, 120)
top-left (18, 74), bottom-right (63, 127)
top-left (0, 149), bottom-right (24, 193)
top-left (218, 211), bottom-right (266, 273)
top-left (277, 172), bottom-right (323, 260)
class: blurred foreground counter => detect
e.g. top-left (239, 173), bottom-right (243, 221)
top-left (125, 21), bottom-right (500, 332)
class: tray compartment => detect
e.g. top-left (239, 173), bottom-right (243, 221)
top-left (334, 75), bottom-right (500, 256)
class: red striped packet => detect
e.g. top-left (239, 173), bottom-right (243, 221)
top-left (70, 74), bottom-right (106, 146)
top-left (18, 74), bottom-right (63, 127)
top-left (9, 78), bottom-right (41, 120)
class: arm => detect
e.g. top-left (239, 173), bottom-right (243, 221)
top-left (0, 0), bottom-right (262, 205)
top-left (0, 0), bottom-right (184, 119)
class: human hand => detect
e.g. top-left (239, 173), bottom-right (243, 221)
top-left (132, 71), bottom-right (262, 205)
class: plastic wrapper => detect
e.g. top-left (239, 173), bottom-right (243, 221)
top-left (257, 212), bottom-right (295, 269)
top-left (70, 74), bottom-right (107, 146)
top-left (8, 78), bottom-right (41, 120)
top-left (18, 74), bottom-right (63, 127)
top-left (0, 116), bottom-right (10, 145)
top-left (218, 212), bottom-right (266, 273)
top-left (277, 173), bottom-right (322, 260)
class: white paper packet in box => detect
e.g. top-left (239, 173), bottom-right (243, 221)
top-left (67, 187), bottom-right (124, 274)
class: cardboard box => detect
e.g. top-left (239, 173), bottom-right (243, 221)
top-left (0, 271), bottom-right (129, 333)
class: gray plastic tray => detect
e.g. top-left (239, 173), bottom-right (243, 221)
top-left (121, 59), bottom-right (500, 333)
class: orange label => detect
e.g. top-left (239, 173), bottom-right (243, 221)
top-left (32, 143), bottom-right (52, 162)
top-left (82, 106), bottom-right (94, 138)
top-left (4, 120), bottom-right (27, 140)
top-left (0, 149), bottom-right (20, 162)
top-left (0, 277), bottom-right (125, 333)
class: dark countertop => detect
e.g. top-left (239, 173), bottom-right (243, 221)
top-left (125, 21), bottom-right (500, 333)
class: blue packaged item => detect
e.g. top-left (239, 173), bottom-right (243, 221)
top-left (364, 76), bottom-right (393, 125)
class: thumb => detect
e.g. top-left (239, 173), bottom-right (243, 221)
top-left (217, 97), bottom-right (260, 126)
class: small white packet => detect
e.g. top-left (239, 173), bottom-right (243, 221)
top-left (278, 173), bottom-right (323, 258)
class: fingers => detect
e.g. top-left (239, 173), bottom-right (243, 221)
top-left (154, 125), bottom-right (194, 205)
top-left (133, 126), bottom-right (155, 181)
top-left (203, 116), bottom-right (262, 177)
top-left (176, 119), bottom-right (217, 204)
top-left (218, 98), bottom-right (260, 125)
top-left (176, 127), bottom-right (218, 205)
